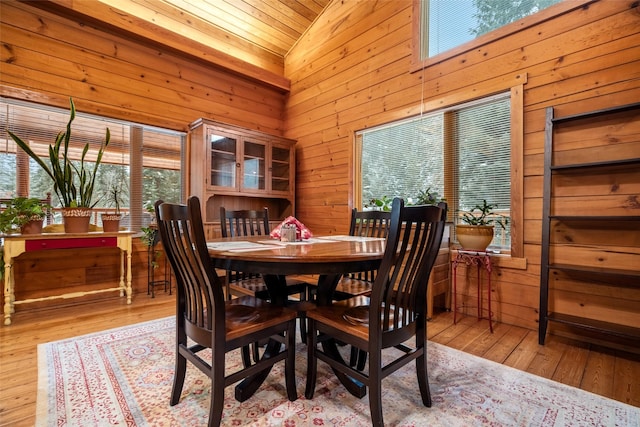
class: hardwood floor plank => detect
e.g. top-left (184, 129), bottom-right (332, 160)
top-left (582, 348), bottom-right (616, 399)
top-left (551, 342), bottom-right (590, 387)
top-left (527, 337), bottom-right (568, 380)
top-left (457, 322), bottom-right (510, 358)
top-left (503, 329), bottom-right (540, 371)
top-left (430, 315), bottom-right (477, 345)
top-left (613, 352), bottom-right (640, 406)
top-left (482, 325), bottom-right (529, 364)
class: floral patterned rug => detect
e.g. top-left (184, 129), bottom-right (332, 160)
top-left (37, 317), bottom-right (639, 426)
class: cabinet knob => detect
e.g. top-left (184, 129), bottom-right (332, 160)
top-left (236, 163), bottom-right (240, 167)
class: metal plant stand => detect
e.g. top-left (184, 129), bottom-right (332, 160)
top-left (146, 228), bottom-right (172, 298)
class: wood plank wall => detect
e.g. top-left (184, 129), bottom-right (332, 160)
top-left (285, 0), bottom-right (640, 337)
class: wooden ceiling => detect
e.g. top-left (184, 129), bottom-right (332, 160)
top-left (164, 0), bottom-right (330, 57)
top-left (28, 0), bottom-right (331, 91)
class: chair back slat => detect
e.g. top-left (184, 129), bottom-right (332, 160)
top-left (220, 207), bottom-right (270, 237)
top-left (371, 199), bottom-right (447, 337)
top-left (348, 209), bottom-right (392, 282)
top-left (219, 207), bottom-right (272, 299)
top-left (156, 198), bottom-right (225, 338)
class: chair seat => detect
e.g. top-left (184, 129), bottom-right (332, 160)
top-left (228, 277), bottom-right (267, 297)
top-left (226, 296), bottom-right (298, 341)
top-left (307, 295), bottom-right (371, 342)
top-left (334, 277), bottom-right (373, 298)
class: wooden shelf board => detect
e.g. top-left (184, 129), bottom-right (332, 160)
top-left (551, 102), bottom-right (640, 124)
top-left (549, 216), bottom-right (640, 222)
top-left (547, 313), bottom-right (640, 340)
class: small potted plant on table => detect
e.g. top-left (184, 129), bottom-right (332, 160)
top-left (0, 197), bottom-right (51, 235)
top-left (101, 183), bottom-right (125, 232)
top-left (456, 199), bottom-right (508, 252)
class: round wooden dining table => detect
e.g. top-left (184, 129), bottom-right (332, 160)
top-left (207, 235), bottom-right (386, 400)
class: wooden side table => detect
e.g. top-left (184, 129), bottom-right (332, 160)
top-left (2, 231), bottom-right (133, 325)
top-left (452, 250), bottom-right (493, 332)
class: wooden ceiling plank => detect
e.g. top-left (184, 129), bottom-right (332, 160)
top-left (222, 0), bottom-right (302, 49)
top-left (278, 0), bottom-right (321, 22)
top-left (241, 0), bottom-right (308, 35)
top-left (165, 0), bottom-right (291, 56)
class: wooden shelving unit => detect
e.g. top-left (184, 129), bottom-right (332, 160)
top-left (539, 102), bottom-right (640, 345)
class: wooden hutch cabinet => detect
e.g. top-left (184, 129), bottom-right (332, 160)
top-left (188, 118), bottom-right (296, 239)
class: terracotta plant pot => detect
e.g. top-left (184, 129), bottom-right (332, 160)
top-left (101, 213), bottom-right (122, 232)
top-left (455, 224), bottom-right (494, 251)
top-left (20, 218), bottom-right (44, 235)
top-left (62, 207), bottom-right (92, 233)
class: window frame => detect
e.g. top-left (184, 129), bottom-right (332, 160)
top-left (355, 84), bottom-right (524, 258)
top-left (411, 0), bottom-right (594, 70)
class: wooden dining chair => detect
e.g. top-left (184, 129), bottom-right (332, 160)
top-left (220, 207), bottom-right (311, 346)
top-left (305, 198), bottom-right (447, 427)
top-left (155, 197), bottom-right (298, 427)
top-left (305, 209), bottom-right (392, 368)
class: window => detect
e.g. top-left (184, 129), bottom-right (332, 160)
top-left (419, 0), bottom-right (561, 59)
top-left (0, 98), bottom-right (185, 231)
top-left (357, 93), bottom-right (512, 252)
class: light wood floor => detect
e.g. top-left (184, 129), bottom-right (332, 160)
top-left (1, 293), bottom-right (639, 426)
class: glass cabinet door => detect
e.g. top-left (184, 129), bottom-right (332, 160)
top-left (209, 132), bottom-right (237, 189)
top-left (270, 144), bottom-right (291, 193)
top-left (243, 140), bottom-right (265, 190)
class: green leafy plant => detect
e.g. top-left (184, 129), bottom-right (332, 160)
top-left (141, 225), bottom-right (161, 269)
top-left (8, 97), bottom-right (111, 208)
top-left (0, 197), bottom-right (51, 234)
top-left (140, 226), bottom-right (158, 247)
top-left (367, 187), bottom-right (445, 211)
top-left (411, 187), bottom-right (446, 206)
top-left (460, 199), bottom-right (508, 229)
top-left (366, 195), bottom-right (394, 211)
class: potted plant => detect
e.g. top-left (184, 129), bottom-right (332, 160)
top-left (367, 187), bottom-right (446, 211)
top-left (0, 197), bottom-right (51, 235)
top-left (410, 187), bottom-right (446, 206)
top-left (8, 97), bottom-right (110, 233)
top-left (366, 195), bottom-right (394, 211)
top-left (101, 182), bottom-right (125, 232)
top-left (456, 199), bottom-right (508, 251)
top-left (141, 202), bottom-right (161, 269)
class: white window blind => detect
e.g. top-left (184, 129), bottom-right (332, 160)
top-left (359, 94), bottom-right (511, 251)
top-left (449, 97), bottom-right (511, 249)
top-left (360, 114), bottom-right (444, 206)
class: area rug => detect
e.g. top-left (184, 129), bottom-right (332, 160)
top-left (37, 317), bottom-right (639, 426)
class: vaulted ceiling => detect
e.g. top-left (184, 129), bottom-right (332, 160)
top-left (26, 0), bottom-right (331, 91)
